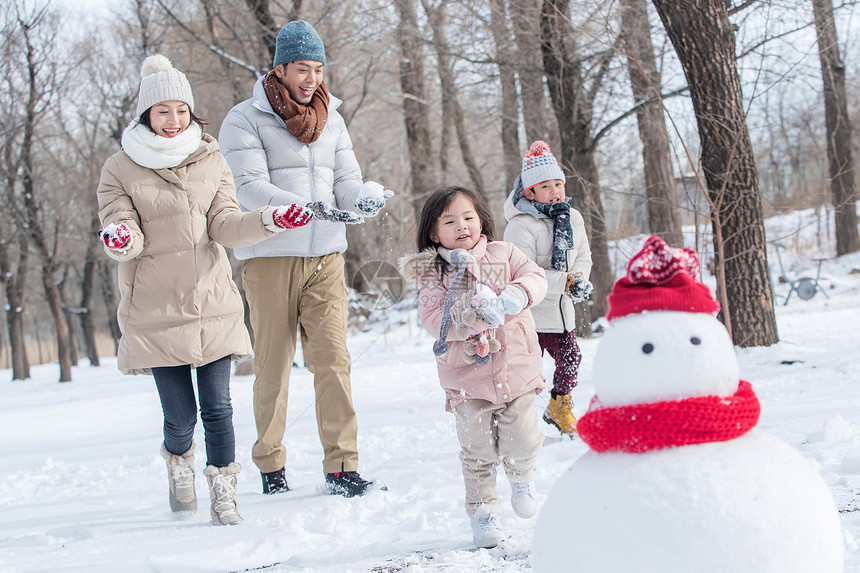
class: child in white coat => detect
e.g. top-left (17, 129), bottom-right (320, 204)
top-left (503, 141), bottom-right (593, 436)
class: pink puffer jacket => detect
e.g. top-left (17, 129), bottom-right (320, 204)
top-left (411, 237), bottom-right (548, 411)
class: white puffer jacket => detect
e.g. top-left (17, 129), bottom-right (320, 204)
top-left (503, 190), bottom-right (592, 333)
top-left (219, 77), bottom-right (365, 260)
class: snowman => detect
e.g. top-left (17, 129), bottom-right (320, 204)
top-left (533, 236), bottom-right (843, 572)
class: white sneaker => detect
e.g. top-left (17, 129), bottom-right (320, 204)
top-left (510, 481), bottom-right (538, 519)
top-left (470, 503), bottom-right (505, 548)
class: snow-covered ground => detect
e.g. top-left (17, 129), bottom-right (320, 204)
top-left (3, 213), bottom-right (860, 572)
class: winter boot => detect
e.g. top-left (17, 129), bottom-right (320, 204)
top-left (261, 468), bottom-right (290, 494)
top-left (543, 393), bottom-right (577, 435)
top-left (204, 463), bottom-right (244, 526)
top-left (160, 442), bottom-right (197, 513)
top-left (325, 471), bottom-right (385, 497)
top-left (509, 480), bottom-right (539, 519)
top-left (469, 503), bottom-right (506, 548)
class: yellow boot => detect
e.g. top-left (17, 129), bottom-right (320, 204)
top-left (543, 394), bottom-right (577, 435)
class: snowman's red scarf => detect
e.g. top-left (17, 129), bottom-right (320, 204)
top-left (577, 381), bottom-right (760, 454)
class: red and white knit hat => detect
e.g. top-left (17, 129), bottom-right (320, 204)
top-left (606, 235), bottom-right (719, 321)
top-left (521, 141), bottom-right (565, 190)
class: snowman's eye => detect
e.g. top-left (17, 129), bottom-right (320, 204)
top-left (642, 343), bottom-right (654, 354)
top-left (690, 337), bottom-right (701, 345)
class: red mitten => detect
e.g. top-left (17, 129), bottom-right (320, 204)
top-left (98, 223), bottom-right (132, 250)
top-left (273, 204), bottom-right (312, 229)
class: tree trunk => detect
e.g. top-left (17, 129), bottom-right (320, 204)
top-left (423, 0), bottom-right (486, 199)
top-left (651, 0), bottom-right (778, 347)
top-left (620, 0), bottom-right (683, 247)
top-left (540, 0), bottom-right (612, 325)
top-left (244, 0), bottom-right (280, 66)
top-left (57, 267), bottom-right (79, 368)
top-left (98, 259), bottom-right (122, 354)
top-left (79, 233), bottom-right (101, 366)
top-left (395, 0), bottom-right (437, 220)
top-left (812, 0), bottom-right (860, 256)
top-left (0, 238), bottom-right (31, 380)
top-left (511, 0), bottom-right (555, 146)
top-left (489, 0), bottom-right (523, 186)
top-left (42, 264), bottom-right (73, 381)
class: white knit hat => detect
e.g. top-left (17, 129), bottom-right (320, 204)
top-left (521, 141), bottom-right (565, 190)
top-left (135, 54), bottom-right (194, 117)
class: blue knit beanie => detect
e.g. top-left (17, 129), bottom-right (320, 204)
top-left (273, 21), bottom-right (326, 68)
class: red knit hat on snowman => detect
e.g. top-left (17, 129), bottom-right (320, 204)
top-left (606, 235), bottom-right (720, 321)
top-left (577, 235), bottom-right (760, 454)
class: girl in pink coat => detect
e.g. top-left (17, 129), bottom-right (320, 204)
top-left (399, 186), bottom-right (547, 549)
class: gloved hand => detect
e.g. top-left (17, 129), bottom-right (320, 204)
top-left (498, 285), bottom-right (527, 315)
top-left (566, 273), bottom-right (594, 303)
top-left (472, 284), bottom-right (505, 327)
top-left (272, 204), bottom-right (312, 229)
top-left (98, 223), bottom-right (132, 250)
top-left (305, 201), bottom-right (365, 225)
top-left (354, 181), bottom-right (394, 217)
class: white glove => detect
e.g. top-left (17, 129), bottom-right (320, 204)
top-left (355, 181), bottom-right (394, 217)
top-left (472, 284), bottom-right (527, 327)
top-left (473, 284), bottom-right (504, 327)
top-left (498, 285), bottom-right (527, 315)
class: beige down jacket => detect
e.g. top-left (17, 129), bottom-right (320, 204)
top-left (502, 191), bottom-right (592, 333)
top-left (97, 133), bottom-right (276, 375)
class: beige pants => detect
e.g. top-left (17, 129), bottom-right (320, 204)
top-left (453, 392), bottom-right (543, 514)
top-left (242, 254), bottom-right (358, 474)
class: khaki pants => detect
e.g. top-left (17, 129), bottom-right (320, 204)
top-left (453, 392), bottom-right (543, 514)
top-left (242, 254), bottom-right (358, 474)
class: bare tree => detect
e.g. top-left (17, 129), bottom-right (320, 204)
top-left (619, 0), bottom-right (682, 246)
top-left (14, 4), bottom-right (75, 381)
top-left (540, 0), bottom-right (614, 324)
top-left (510, 0), bottom-right (555, 146)
top-left (651, 0), bottom-right (778, 347)
top-left (395, 0), bottom-right (436, 219)
top-left (489, 0), bottom-right (522, 185)
top-left (812, 0), bottom-right (860, 256)
top-left (0, 2), bottom-right (32, 380)
top-left (422, 0), bottom-right (486, 197)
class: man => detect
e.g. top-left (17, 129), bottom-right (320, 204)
top-left (219, 20), bottom-right (390, 497)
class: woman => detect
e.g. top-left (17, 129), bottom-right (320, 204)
top-left (97, 54), bottom-right (311, 525)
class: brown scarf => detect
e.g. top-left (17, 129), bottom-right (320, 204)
top-left (263, 71), bottom-right (330, 144)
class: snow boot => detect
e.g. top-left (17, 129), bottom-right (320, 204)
top-left (470, 503), bottom-right (505, 548)
top-left (204, 463), bottom-right (244, 526)
top-left (510, 480), bottom-right (539, 519)
top-left (325, 471), bottom-right (382, 497)
top-left (160, 442), bottom-right (197, 513)
top-left (543, 393), bottom-right (577, 435)
top-left (261, 468), bottom-right (290, 494)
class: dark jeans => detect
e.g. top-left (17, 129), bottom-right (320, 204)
top-left (537, 330), bottom-right (582, 395)
top-left (152, 356), bottom-right (235, 467)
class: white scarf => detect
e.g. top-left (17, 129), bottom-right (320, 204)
top-left (121, 121), bottom-right (203, 170)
